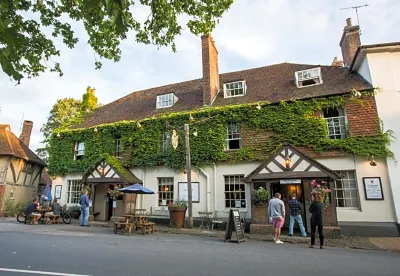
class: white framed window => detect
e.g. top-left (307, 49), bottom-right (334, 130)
top-left (334, 171), bottom-right (360, 208)
top-left (226, 122), bottom-right (241, 150)
top-left (162, 131), bottom-right (170, 153)
top-left (158, 177), bottom-right (174, 206)
top-left (223, 81), bottom-right (246, 98)
top-left (115, 139), bottom-right (123, 159)
top-left (224, 175), bottom-right (246, 208)
top-left (156, 93), bottom-right (178, 108)
top-left (323, 107), bottom-right (348, 139)
top-left (67, 180), bottom-right (82, 204)
top-left (74, 142), bottom-right (85, 160)
top-left (295, 67), bottom-right (323, 88)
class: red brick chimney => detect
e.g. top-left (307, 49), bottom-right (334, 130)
top-left (202, 34), bottom-right (220, 106)
top-left (339, 18), bottom-right (361, 67)
top-left (19, 120), bottom-right (33, 147)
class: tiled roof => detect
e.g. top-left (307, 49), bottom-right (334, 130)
top-left (39, 170), bottom-right (52, 185)
top-left (0, 125), bottom-right (46, 167)
top-left (73, 63), bottom-right (371, 129)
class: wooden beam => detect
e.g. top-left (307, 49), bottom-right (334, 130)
top-left (9, 162), bottom-right (17, 183)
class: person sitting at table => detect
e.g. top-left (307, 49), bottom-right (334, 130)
top-left (24, 198), bottom-right (41, 224)
top-left (46, 199), bottom-right (61, 216)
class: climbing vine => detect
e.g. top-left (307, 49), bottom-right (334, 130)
top-left (48, 92), bottom-right (393, 176)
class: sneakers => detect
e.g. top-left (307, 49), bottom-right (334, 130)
top-left (275, 240), bottom-right (284, 244)
top-left (288, 234), bottom-right (293, 237)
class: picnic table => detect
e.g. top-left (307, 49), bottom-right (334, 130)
top-left (114, 211), bottom-right (155, 235)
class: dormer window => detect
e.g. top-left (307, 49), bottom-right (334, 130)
top-left (295, 67), bottom-right (323, 88)
top-left (156, 93), bottom-right (178, 108)
top-left (224, 81), bottom-right (246, 98)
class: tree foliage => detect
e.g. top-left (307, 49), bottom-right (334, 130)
top-left (36, 86), bottom-right (99, 162)
top-left (0, 0), bottom-right (234, 83)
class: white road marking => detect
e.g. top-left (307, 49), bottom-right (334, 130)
top-left (0, 268), bottom-right (91, 276)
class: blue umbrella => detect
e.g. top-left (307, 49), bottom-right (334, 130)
top-left (119, 184), bottom-right (155, 194)
top-left (119, 184), bottom-right (154, 214)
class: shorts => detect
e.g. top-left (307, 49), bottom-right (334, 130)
top-left (272, 217), bottom-right (285, 228)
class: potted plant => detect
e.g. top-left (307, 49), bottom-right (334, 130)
top-left (168, 199), bottom-right (187, 228)
top-left (68, 205), bottom-right (81, 219)
top-left (251, 187), bottom-right (269, 224)
top-left (251, 187), bottom-right (269, 206)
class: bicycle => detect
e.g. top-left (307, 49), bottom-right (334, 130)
top-left (17, 204), bottom-right (71, 224)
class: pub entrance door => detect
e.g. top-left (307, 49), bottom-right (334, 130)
top-left (270, 180), bottom-right (306, 231)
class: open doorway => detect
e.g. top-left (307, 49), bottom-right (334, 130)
top-left (270, 181), bottom-right (306, 230)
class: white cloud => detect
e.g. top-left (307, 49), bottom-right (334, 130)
top-left (1, 0), bottom-right (399, 153)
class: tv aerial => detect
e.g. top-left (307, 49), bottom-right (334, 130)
top-left (340, 4), bottom-right (369, 35)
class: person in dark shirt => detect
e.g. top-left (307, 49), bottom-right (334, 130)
top-left (46, 199), bottom-right (61, 216)
top-left (24, 198), bottom-right (41, 223)
top-left (309, 193), bottom-right (325, 249)
top-left (288, 193), bottom-right (307, 237)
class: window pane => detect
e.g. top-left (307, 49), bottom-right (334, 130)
top-left (224, 176), bottom-right (245, 208)
top-left (158, 177), bottom-right (174, 206)
top-left (334, 170), bottom-right (360, 209)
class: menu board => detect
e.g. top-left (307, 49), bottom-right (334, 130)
top-left (224, 209), bottom-right (245, 243)
top-left (363, 177), bottom-right (384, 200)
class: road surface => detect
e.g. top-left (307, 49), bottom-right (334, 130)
top-left (0, 222), bottom-right (399, 276)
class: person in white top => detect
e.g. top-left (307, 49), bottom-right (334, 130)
top-left (268, 193), bottom-right (286, 244)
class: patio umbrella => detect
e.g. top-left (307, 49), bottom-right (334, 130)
top-left (119, 184), bottom-right (155, 214)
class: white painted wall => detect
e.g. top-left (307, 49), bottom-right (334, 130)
top-left (355, 49), bottom-right (400, 224)
top-left (53, 155), bottom-right (397, 223)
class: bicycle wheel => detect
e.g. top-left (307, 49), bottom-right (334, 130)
top-left (17, 212), bottom-right (26, 223)
top-left (62, 213), bottom-right (72, 224)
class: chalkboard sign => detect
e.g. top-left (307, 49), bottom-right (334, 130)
top-left (224, 209), bottom-right (245, 243)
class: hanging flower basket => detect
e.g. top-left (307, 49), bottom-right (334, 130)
top-left (107, 185), bottom-right (124, 200)
top-left (310, 180), bottom-right (331, 205)
top-left (251, 187), bottom-right (269, 206)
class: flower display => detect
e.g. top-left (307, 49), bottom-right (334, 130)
top-left (107, 185), bottom-right (124, 199)
top-left (311, 180), bottom-right (331, 204)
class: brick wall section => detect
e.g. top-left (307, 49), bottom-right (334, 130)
top-left (202, 34), bottom-right (219, 106)
top-left (19, 120), bottom-right (33, 147)
top-left (345, 96), bottom-right (380, 136)
top-left (339, 18), bottom-right (361, 67)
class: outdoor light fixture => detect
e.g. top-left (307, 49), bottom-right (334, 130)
top-left (193, 129), bottom-right (198, 137)
top-left (369, 156), bottom-right (377, 166)
top-left (189, 113), bottom-right (194, 121)
top-left (94, 127), bottom-right (98, 132)
top-left (285, 157), bottom-right (291, 169)
top-left (57, 133), bottom-right (60, 137)
top-left (256, 102), bottom-right (261, 110)
top-left (137, 121), bottom-right (142, 128)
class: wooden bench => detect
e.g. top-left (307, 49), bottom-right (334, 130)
top-left (24, 214), bottom-right (39, 225)
top-left (136, 222), bottom-right (155, 235)
top-left (211, 211), bottom-right (229, 230)
top-left (45, 214), bottom-right (60, 224)
top-left (113, 222), bottom-right (134, 234)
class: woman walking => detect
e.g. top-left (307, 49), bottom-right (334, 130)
top-left (309, 193), bottom-right (324, 249)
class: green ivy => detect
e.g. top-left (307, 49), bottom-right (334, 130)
top-left (48, 93), bottom-right (393, 176)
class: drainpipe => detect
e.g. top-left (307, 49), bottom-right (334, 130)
top-left (213, 163), bottom-right (217, 212)
top-left (198, 167), bottom-right (210, 212)
top-left (140, 168), bottom-right (145, 210)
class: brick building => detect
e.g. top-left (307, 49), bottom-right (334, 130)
top-left (50, 21), bottom-right (398, 236)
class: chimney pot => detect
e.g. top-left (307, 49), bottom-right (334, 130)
top-left (346, 18), bottom-right (352, 27)
top-left (19, 120), bottom-right (33, 147)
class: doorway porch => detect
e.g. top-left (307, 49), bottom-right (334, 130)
top-left (82, 158), bottom-right (142, 221)
top-left (245, 143), bottom-right (341, 237)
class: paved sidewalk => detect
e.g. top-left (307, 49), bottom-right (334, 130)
top-left (2, 216), bottom-right (399, 252)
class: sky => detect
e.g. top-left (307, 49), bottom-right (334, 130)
top-left (1, 0), bottom-right (399, 153)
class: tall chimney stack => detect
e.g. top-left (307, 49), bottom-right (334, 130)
top-left (201, 34), bottom-right (220, 106)
top-left (19, 120), bottom-right (33, 147)
top-left (339, 18), bottom-right (361, 67)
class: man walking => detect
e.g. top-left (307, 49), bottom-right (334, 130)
top-left (288, 193), bottom-right (307, 237)
top-left (79, 190), bottom-right (90, 226)
top-left (268, 193), bottom-right (285, 244)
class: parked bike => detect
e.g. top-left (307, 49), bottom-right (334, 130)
top-left (17, 204), bottom-right (71, 224)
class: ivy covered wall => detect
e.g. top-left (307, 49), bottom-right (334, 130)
top-left (48, 93), bottom-right (393, 176)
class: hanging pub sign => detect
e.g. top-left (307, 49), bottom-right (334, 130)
top-left (224, 209), bottom-right (245, 243)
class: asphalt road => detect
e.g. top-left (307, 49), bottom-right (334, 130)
top-left (0, 222), bottom-right (399, 276)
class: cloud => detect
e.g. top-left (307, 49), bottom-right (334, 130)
top-left (1, 0), bottom-right (399, 153)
